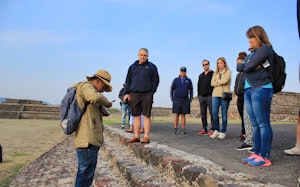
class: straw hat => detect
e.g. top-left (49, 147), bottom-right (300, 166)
top-left (86, 70), bottom-right (112, 92)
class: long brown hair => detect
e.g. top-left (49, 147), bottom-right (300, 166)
top-left (215, 57), bottom-right (229, 74)
top-left (246, 26), bottom-right (272, 48)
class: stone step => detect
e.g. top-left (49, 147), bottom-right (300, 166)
top-left (102, 131), bottom-right (179, 186)
top-left (0, 103), bottom-right (59, 120)
top-left (104, 126), bottom-right (283, 187)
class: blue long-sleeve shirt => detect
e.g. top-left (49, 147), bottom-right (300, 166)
top-left (170, 76), bottom-right (193, 102)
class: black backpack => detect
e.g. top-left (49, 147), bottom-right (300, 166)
top-left (234, 72), bottom-right (245, 96)
top-left (271, 51), bottom-right (287, 94)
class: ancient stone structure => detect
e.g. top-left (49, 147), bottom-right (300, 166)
top-left (0, 99), bottom-right (60, 120)
top-left (0, 91), bottom-right (299, 121)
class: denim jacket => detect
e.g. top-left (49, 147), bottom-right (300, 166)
top-left (237, 45), bottom-right (273, 89)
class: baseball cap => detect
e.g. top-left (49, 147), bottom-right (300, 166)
top-left (180, 66), bottom-right (186, 72)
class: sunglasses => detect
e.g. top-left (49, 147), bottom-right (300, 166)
top-left (202, 64), bottom-right (209, 66)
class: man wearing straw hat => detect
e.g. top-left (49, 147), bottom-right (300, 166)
top-left (72, 70), bottom-right (113, 187)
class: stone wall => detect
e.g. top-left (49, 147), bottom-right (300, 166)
top-left (0, 91), bottom-right (299, 122)
top-left (153, 91), bottom-right (300, 122)
top-left (0, 99), bottom-right (60, 120)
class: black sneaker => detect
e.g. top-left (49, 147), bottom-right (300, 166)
top-left (176, 128), bottom-right (185, 135)
top-left (173, 128), bottom-right (178, 135)
top-left (236, 143), bottom-right (253, 151)
top-left (249, 148), bottom-right (254, 153)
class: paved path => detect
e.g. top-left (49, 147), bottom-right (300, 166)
top-left (9, 122), bottom-right (300, 187)
top-left (136, 122), bottom-right (300, 187)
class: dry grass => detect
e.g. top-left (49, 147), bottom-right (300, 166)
top-left (0, 119), bottom-right (65, 187)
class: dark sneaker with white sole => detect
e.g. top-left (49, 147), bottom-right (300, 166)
top-left (236, 143), bottom-right (253, 151)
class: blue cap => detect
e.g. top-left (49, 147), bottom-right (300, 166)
top-left (180, 66), bottom-right (186, 72)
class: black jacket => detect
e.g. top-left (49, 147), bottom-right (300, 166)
top-left (197, 70), bottom-right (214, 96)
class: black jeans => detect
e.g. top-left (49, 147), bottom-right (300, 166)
top-left (198, 95), bottom-right (213, 132)
top-left (237, 95), bottom-right (245, 134)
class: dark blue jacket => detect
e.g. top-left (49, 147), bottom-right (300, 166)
top-left (170, 76), bottom-right (193, 102)
top-left (237, 45), bottom-right (273, 89)
top-left (125, 60), bottom-right (159, 94)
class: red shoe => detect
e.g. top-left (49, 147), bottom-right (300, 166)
top-left (127, 137), bottom-right (140, 143)
top-left (238, 134), bottom-right (246, 140)
top-left (125, 129), bottom-right (133, 133)
top-left (207, 130), bottom-right (213, 136)
top-left (198, 129), bottom-right (206, 135)
top-left (140, 137), bottom-right (150, 144)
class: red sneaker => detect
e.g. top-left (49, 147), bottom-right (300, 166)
top-left (198, 129), bottom-right (206, 135)
top-left (207, 130), bottom-right (213, 136)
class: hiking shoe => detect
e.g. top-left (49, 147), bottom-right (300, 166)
top-left (238, 134), bottom-right (246, 141)
top-left (176, 128), bottom-right (185, 135)
top-left (207, 130), bottom-right (213, 136)
top-left (173, 128), bottom-right (178, 135)
top-left (284, 144), bottom-right (300, 155)
top-left (198, 129), bottom-right (206, 135)
top-left (241, 153), bottom-right (259, 164)
top-left (210, 130), bottom-right (219, 139)
top-left (236, 143), bottom-right (253, 151)
top-left (218, 132), bottom-right (226, 140)
top-left (248, 156), bottom-right (271, 167)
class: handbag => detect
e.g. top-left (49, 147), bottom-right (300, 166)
top-left (222, 92), bottom-right (232, 101)
top-left (222, 85), bottom-right (232, 101)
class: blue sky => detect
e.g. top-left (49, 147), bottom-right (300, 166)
top-left (0, 0), bottom-right (299, 109)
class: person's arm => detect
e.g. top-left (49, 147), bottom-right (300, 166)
top-left (197, 74), bottom-right (201, 96)
top-left (244, 45), bottom-right (272, 73)
top-left (151, 64), bottom-right (160, 93)
top-left (237, 62), bottom-right (246, 72)
top-left (211, 73), bottom-right (219, 87)
top-left (170, 79), bottom-right (175, 102)
top-left (189, 79), bottom-right (194, 102)
top-left (217, 70), bottom-right (231, 85)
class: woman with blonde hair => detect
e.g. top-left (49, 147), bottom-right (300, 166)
top-left (210, 57), bottom-right (231, 140)
top-left (238, 25), bottom-right (274, 167)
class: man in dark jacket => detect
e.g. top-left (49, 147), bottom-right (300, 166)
top-left (197, 60), bottom-right (214, 136)
top-left (123, 48), bottom-right (159, 143)
top-left (170, 66), bottom-right (193, 135)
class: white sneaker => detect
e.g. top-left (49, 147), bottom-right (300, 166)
top-left (210, 130), bottom-right (219, 139)
top-left (284, 144), bottom-right (300, 155)
top-left (218, 132), bottom-right (226, 140)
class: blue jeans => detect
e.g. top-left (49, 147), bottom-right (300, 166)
top-left (75, 145), bottom-right (100, 187)
top-left (244, 87), bottom-right (273, 158)
top-left (121, 103), bottom-right (131, 125)
top-left (212, 97), bottom-right (230, 133)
